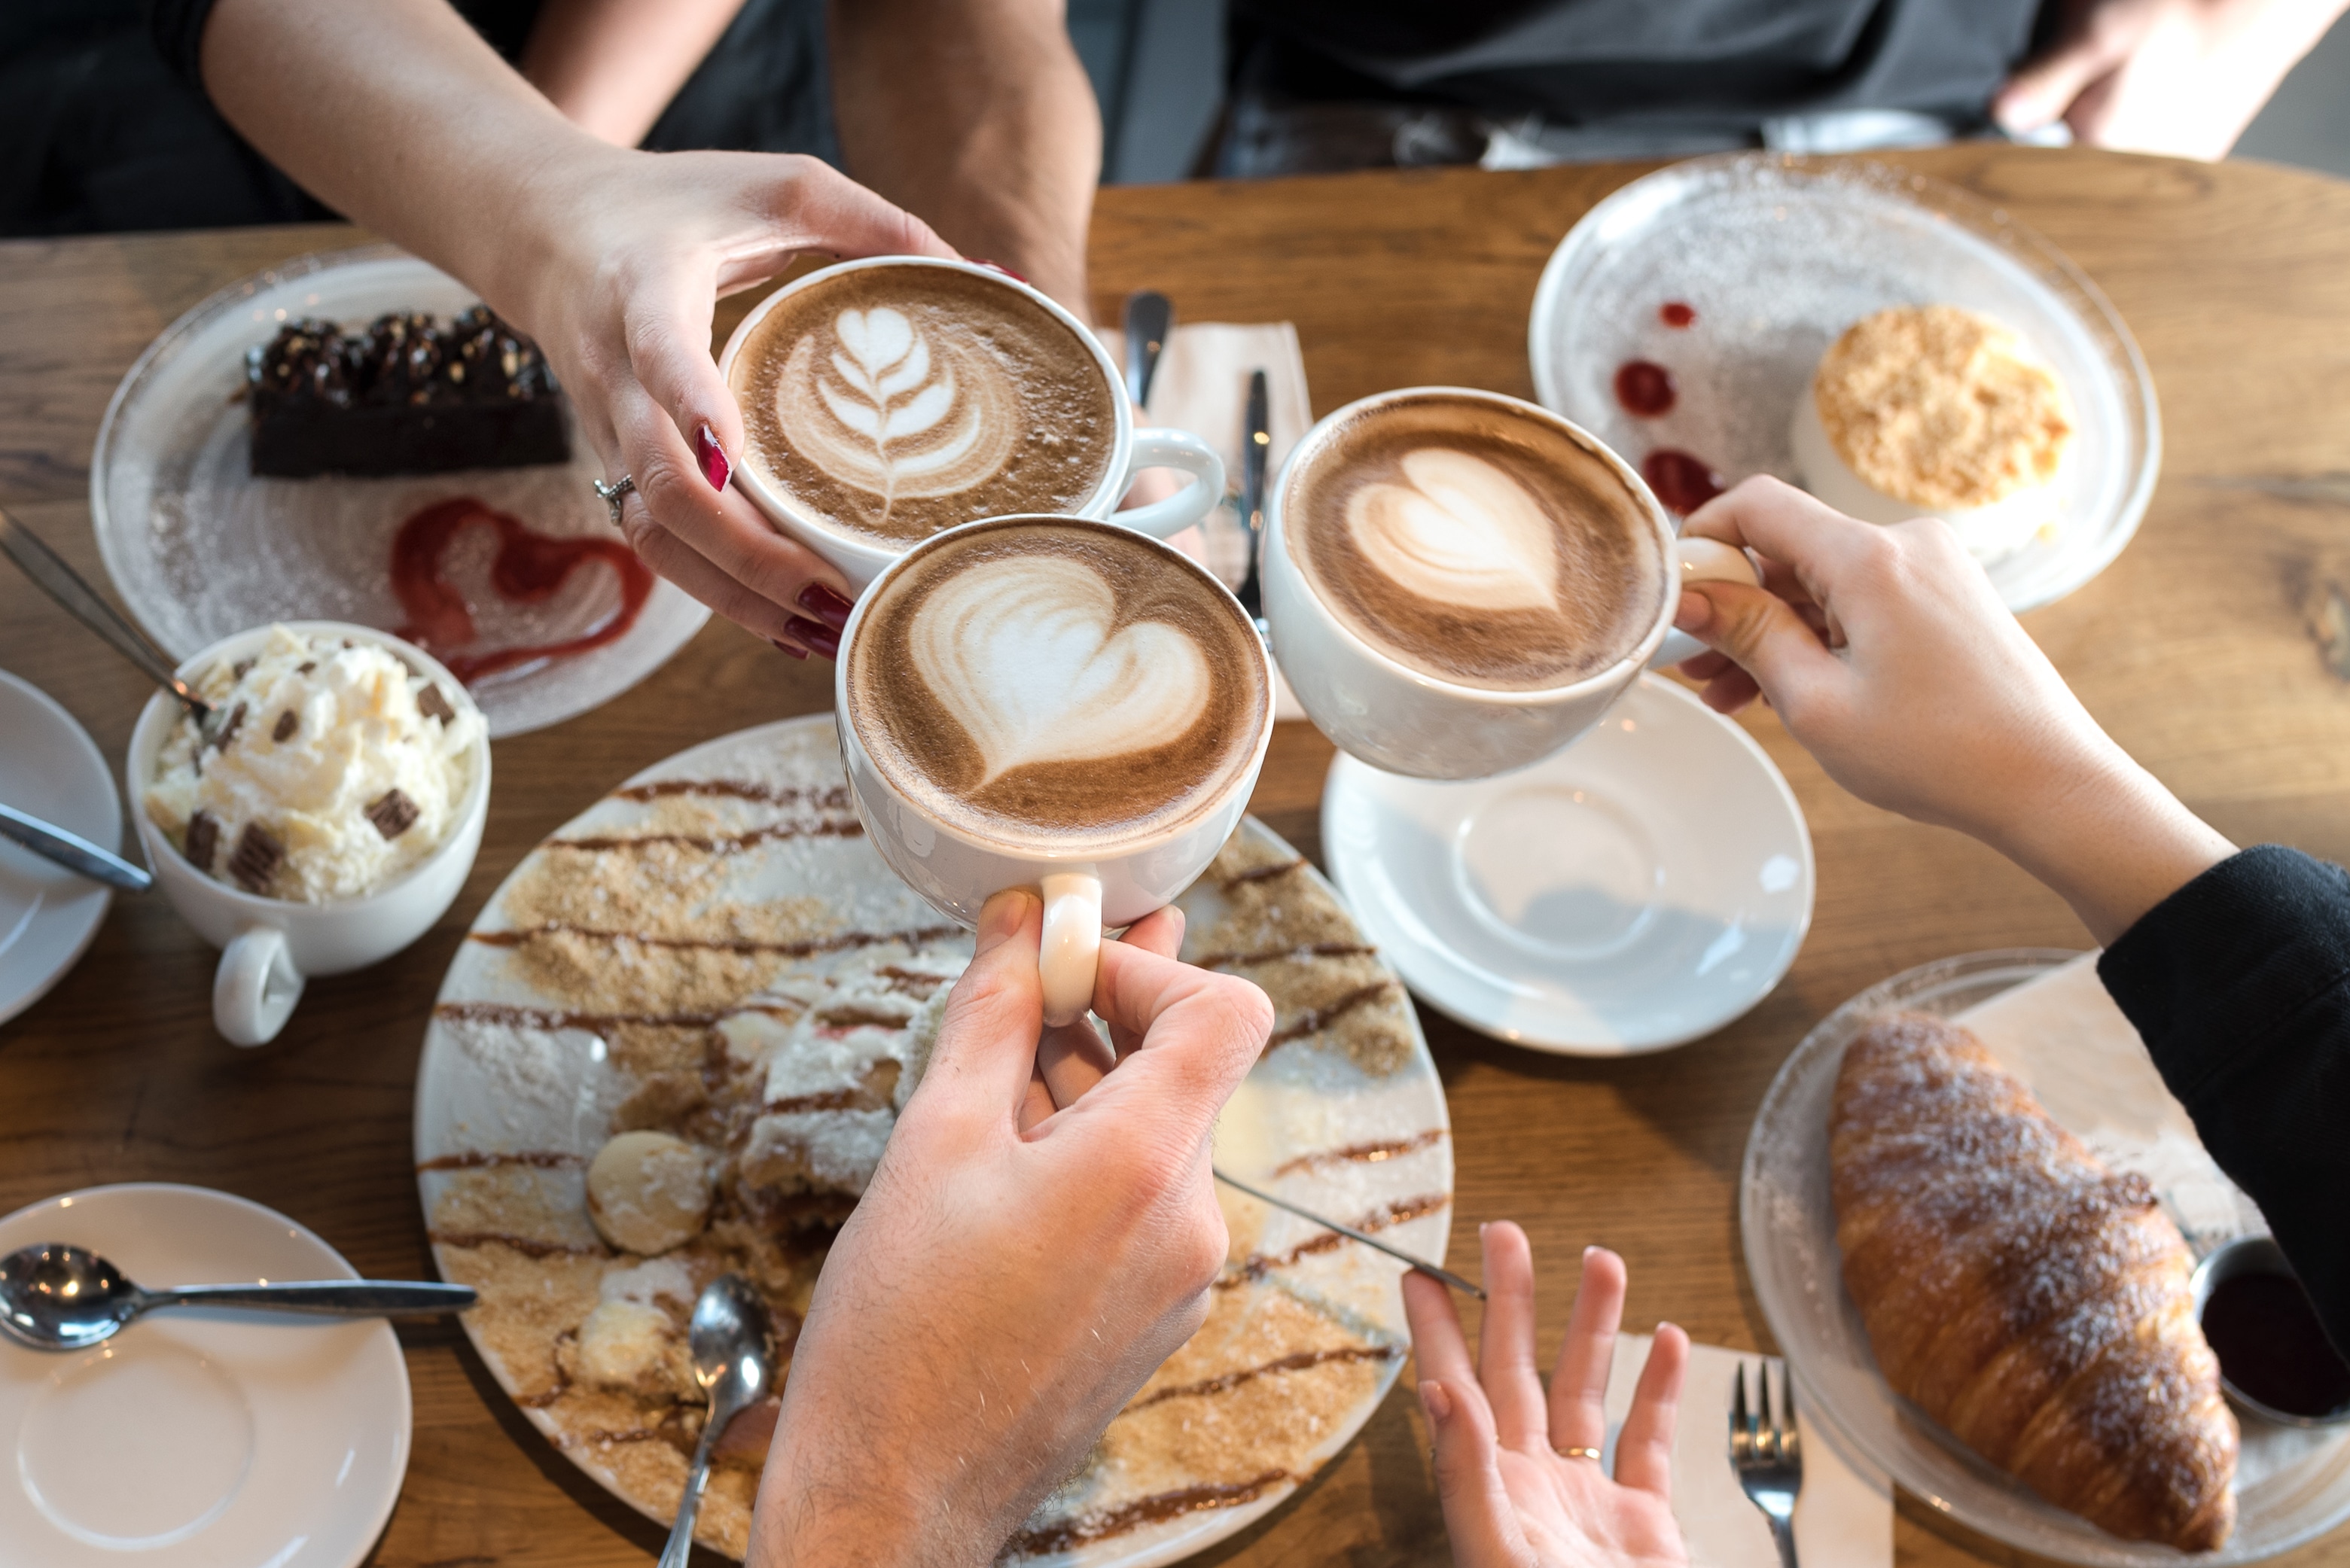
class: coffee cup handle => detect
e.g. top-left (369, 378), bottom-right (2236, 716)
top-left (1038, 868), bottom-right (1103, 1028)
top-left (214, 925), bottom-right (306, 1047)
top-left (1114, 428), bottom-right (1227, 540)
top-left (1647, 537), bottom-right (1760, 670)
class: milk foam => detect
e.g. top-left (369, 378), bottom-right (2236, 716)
top-left (908, 555), bottom-right (1212, 784)
top-left (1346, 448), bottom-right (1562, 612)
top-left (774, 306), bottom-right (1019, 525)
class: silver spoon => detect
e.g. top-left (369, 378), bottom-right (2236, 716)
top-left (0, 505), bottom-right (219, 735)
top-left (0, 1243), bottom-right (477, 1352)
top-left (1123, 289), bottom-right (1172, 410)
top-left (660, 1274), bottom-right (775, 1568)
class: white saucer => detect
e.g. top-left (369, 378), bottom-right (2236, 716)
top-left (1321, 675), bottom-right (1814, 1055)
top-left (0, 671), bottom-right (120, 1025)
top-left (0, 1185), bottom-right (410, 1568)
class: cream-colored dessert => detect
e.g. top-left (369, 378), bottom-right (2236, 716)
top-left (1790, 305), bottom-right (2074, 561)
top-left (144, 626), bottom-right (482, 901)
top-left (585, 1130), bottom-right (715, 1255)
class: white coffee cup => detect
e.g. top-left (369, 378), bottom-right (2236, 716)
top-left (1263, 387), bottom-right (1757, 780)
top-left (835, 516), bottom-right (1275, 1026)
top-left (718, 257), bottom-right (1227, 594)
top-left (126, 621), bottom-right (491, 1046)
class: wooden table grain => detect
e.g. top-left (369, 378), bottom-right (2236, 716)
top-left (5, 145), bottom-right (2348, 1568)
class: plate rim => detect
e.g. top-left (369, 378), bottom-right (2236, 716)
top-left (0, 668), bottom-right (119, 1025)
top-left (1525, 151), bottom-right (2162, 616)
top-left (0, 1180), bottom-right (413, 1568)
top-left (1321, 674), bottom-right (1815, 1056)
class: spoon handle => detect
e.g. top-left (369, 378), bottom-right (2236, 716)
top-left (146, 1281), bottom-right (478, 1316)
top-left (660, 1411), bottom-right (727, 1568)
top-left (0, 506), bottom-right (208, 715)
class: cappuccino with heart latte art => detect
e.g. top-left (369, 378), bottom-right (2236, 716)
top-left (1282, 392), bottom-right (1669, 691)
top-left (844, 518), bottom-right (1270, 848)
top-left (730, 263), bottom-right (1120, 544)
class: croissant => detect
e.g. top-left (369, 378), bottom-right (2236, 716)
top-left (1830, 1012), bottom-right (2238, 1551)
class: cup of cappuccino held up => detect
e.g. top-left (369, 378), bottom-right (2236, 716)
top-left (720, 257), bottom-right (1227, 592)
top-left (1262, 387), bottom-right (1754, 779)
top-left (837, 515), bottom-right (1275, 1025)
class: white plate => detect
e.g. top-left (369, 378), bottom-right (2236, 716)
top-left (1321, 674), bottom-right (1813, 1055)
top-left (90, 245), bottom-right (707, 738)
top-left (1529, 154), bottom-right (2160, 613)
top-left (413, 714), bottom-right (1452, 1565)
top-left (0, 1184), bottom-right (412, 1568)
top-left (0, 671), bottom-right (118, 1025)
top-left (1741, 951), bottom-right (2350, 1566)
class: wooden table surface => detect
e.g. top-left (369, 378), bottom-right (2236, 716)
top-left (5, 145), bottom-right (2349, 1568)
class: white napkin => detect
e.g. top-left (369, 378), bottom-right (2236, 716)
top-left (1096, 321), bottom-right (1316, 720)
top-left (1604, 1335), bottom-right (1892, 1568)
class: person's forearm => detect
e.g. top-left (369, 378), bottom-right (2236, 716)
top-left (201, 0), bottom-right (613, 318)
top-left (828, 0), bottom-right (1099, 314)
top-left (1986, 749), bottom-right (2236, 948)
top-left (520, 0), bottom-right (748, 148)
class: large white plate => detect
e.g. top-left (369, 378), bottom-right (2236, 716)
top-left (1322, 675), bottom-right (1813, 1055)
top-left (413, 714), bottom-right (1452, 1565)
top-left (0, 670), bottom-right (118, 1025)
top-left (0, 1183), bottom-right (411, 1568)
top-left (1742, 950), bottom-right (2350, 1566)
top-left (90, 245), bottom-right (707, 738)
top-left (1529, 154), bottom-right (2160, 614)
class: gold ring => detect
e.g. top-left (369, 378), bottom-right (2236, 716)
top-left (1556, 1446), bottom-right (1603, 1462)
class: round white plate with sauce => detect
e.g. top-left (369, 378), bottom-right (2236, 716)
top-left (0, 671), bottom-right (120, 1025)
top-left (413, 713), bottom-right (1454, 1565)
top-left (91, 245), bottom-right (706, 738)
top-left (1529, 154), bottom-right (2160, 614)
top-left (0, 1183), bottom-right (411, 1568)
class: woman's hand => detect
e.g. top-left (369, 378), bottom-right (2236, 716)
top-left (751, 891), bottom-right (1275, 1566)
top-left (1993, 0), bottom-right (2348, 160)
top-left (1404, 1228), bottom-right (1690, 1568)
top-left (489, 147), bottom-right (957, 656)
top-left (1669, 476), bottom-right (2233, 943)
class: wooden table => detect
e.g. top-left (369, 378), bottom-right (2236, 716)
top-left (5, 145), bottom-right (2348, 1568)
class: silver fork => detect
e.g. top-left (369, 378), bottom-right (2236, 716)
top-left (1732, 1361), bottom-right (1803, 1568)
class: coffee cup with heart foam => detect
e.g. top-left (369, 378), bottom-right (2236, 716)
top-left (837, 514), bottom-right (1275, 1025)
top-left (1261, 386), bottom-right (1755, 779)
top-left (720, 257), bottom-right (1227, 594)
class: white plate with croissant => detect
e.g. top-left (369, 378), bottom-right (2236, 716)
top-left (1742, 949), bottom-right (2350, 1564)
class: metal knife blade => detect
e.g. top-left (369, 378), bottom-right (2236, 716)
top-left (0, 802), bottom-right (151, 892)
top-left (1213, 1167), bottom-right (1483, 1298)
top-left (1235, 368), bottom-right (1271, 619)
top-left (1122, 291), bottom-right (1172, 410)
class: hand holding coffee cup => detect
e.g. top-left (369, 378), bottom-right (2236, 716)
top-left (837, 516), bottom-right (1274, 1026)
top-left (722, 259), bottom-right (1227, 595)
top-left (1263, 388), bottom-right (1758, 779)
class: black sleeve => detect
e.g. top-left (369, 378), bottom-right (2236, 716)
top-left (142, 0), bottom-right (218, 90)
top-left (2099, 845), bottom-right (2350, 1359)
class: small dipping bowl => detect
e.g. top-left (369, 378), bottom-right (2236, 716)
top-left (2192, 1235), bottom-right (2350, 1427)
top-left (128, 621), bottom-right (491, 1048)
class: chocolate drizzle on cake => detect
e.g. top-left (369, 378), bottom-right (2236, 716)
top-left (1220, 1192), bottom-right (1453, 1287)
top-left (1008, 1473), bottom-right (1299, 1556)
top-left (468, 922), bottom-right (960, 958)
top-left (1272, 1128), bottom-right (1446, 1179)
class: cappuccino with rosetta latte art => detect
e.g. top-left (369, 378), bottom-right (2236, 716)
top-left (844, 518), bottom-right (1269, 848)
top-left (730, 263), bottom-right (1119, 544)
top-left (1282, 392), bottom-right (1669, 691)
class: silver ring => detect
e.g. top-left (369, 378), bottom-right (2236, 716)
top-left (593, 474), bottom-right (636, 524)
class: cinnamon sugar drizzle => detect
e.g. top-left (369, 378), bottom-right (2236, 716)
top-left (1194, 940), bottom-right (1378, 971)
top-left (468, 922), bottom-right (961, 956)
top-left (612, 779), bottom-right (854, 808)
top-left (1271, 1128), bottom-right (1446, 1178)
top-left (549, 821), bottom-right (861, 854)
top-left (1265, 982), bottom-right (1400, 1046)
top-left (1129, 1344), bottom-right (1400, 1410)
top-left (1223, 858), bottom-right (1306, 889)
top-left (1007, 1472), bottom-right (1297, 1555)
top-left (427, 1229), bottom-right (605, 1259)
top-left (1218, 1192), bottom-right (1453, 1287)
top-left (416, 1149), bottom-right (583, 1171)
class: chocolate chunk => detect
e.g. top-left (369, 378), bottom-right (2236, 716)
top-left (228, 822), bottom-right (284, 894)
top-left (416, 684), bottom-right (456, 723)
top-left (297, 661), bottom-right (315, 675)
top-left (211, 702), bottom-right (247, 751)
top-left (366, 788), bottom-right (420, 840)
top-left (183, 811), bottom-right (219, 872)
top-left (272, 709), bottom-right (298, 743)
top-left (231, 659), bottom-right (255, 680)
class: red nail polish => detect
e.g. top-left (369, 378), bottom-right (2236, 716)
top-left (797, 582), bottom-right (855, 631)
top-left (770, 637), bottom-right (808, 660)
top-left (696, 423), bottom-right (730, 491)
top-left (784, 614), bottom-right (840, 661)
top-left (972, 259), bottom-right (1029, 285)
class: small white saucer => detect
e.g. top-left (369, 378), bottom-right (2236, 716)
top-left (0, 1185), bottom-right (411, 1568)
top-left (0, 671), bottom-right (120, 1025)
top-left (1321, 675), bottom-right (1814, 1055)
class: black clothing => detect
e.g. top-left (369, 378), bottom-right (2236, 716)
top-left (4, 0), bottom-right (835, 238)
top-left (2102, 846), bottom-right (2350, 1361)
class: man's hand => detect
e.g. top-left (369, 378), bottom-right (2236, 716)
top-left (751, 891), bottom-right (1274, 1566)
top-left (1995, 0), bottom-right (2350, 159)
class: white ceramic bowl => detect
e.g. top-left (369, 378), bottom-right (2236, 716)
top-left (126, 621), bottom-right (490, 1046)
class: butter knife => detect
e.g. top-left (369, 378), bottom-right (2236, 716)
top-left (0, 802), bottom-right (151, 893)
top-left (1122, 291), bottom-right (1172, 410)
top-left (1235, 368), bottom-right (1270, 620)
top-left (1214, 1167), bottom-right (1483, 1298)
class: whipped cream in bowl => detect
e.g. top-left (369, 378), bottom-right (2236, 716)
top-left (130, 621), bottom-right (492, 1046)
